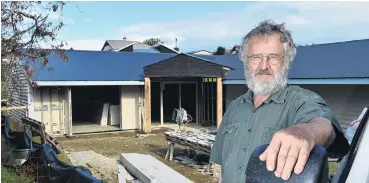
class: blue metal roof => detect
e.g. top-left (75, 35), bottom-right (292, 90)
top-left (196, 39), bottom-right (369, 80)
top-left (29, 50), bottom-right (176, 81)
top-left (289, 39), bottom-right (369, 79)
top-left (28, 39), bottom-right (369, 82)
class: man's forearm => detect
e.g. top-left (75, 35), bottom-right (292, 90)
top-left (295, 117), bottom-right (336, 148)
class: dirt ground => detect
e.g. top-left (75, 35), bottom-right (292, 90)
top-left (56, 129), bottom-right (217, 183)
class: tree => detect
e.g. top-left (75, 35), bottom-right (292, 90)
top-left (230, 45), bottom-right (240, 54)
top-left (2, 1), bottom-right (69, 76)
top-left (1, 1), bottom-right (69, 101)
top-left (213, 46), bottom-right (226, 55)
top-left (142, 38), bottom-right (164, 46)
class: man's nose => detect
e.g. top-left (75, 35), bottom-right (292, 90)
top-left (259, 57), bottom-right (271, 70)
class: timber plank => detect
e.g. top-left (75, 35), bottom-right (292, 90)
top-left (120, 153), bottom-right (193, 183)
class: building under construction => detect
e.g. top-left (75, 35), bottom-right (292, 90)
top-left (5, 39), bottom-right (369, 136)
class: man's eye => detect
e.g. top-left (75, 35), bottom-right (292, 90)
top-left (270, 55), bottom-right (280, 59)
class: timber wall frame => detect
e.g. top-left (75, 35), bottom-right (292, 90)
top-left (142, 54), bottom-right (230, 132)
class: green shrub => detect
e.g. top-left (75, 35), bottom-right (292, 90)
top-left (1, 166), bottom-right (34, 183)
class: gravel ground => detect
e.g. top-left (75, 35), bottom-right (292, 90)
top-left (56, 129), bottom-right (217, 183)
top-left (66, 151), bottom-right (119, 182)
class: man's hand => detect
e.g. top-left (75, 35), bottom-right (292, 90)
top-left (259, 118), bottom-right (335, 180)
top-left (259, 125), bottom-right (316, 180)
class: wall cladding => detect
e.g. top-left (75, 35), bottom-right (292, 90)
top-left (144, 54), bottom-right (224, 78)
top-left (30, 87), bottom-right (65, 136)
top-left (5, 64), bottom-right (30, 124)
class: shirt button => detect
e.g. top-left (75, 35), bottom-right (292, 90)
top-left (248, 129), bottom-right (252, 132)
top-left (243, 147), bottom-right (247, 152)
top-left (238, 166), bottom-right (242, 169)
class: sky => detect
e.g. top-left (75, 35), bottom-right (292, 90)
top-left (52, 1), bottom-right (369, 53)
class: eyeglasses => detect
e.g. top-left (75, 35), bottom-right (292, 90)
top-left (246, 53), bottom-right (286, 65)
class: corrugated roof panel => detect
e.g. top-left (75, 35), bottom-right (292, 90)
top-left (26, 39), bottom-right (369, 83)
top-left (289, 39), bottom-right (369, 79)
top-left (28, 50), bottom-right (176, 81)
top-left (198, 39), bottom-right (369, 80)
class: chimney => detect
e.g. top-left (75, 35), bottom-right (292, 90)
top-left (174, 38), bottom-right (179, 51)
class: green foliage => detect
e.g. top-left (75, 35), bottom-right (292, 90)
top-left (1, 166), bottom-right (34, 183)
top-left (142, 37), bottom-right (164, 46)
top-left (213, 46), bottom-right (226, 55)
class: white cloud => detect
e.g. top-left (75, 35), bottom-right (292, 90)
top-left (118, 1), bottom-right (369, 50)
top-left (64, 39), bottom-right (106, 50)
top-left (32, 3), bottom-right (75, 25)
top-left (65, 1), bottom-right (369, 51)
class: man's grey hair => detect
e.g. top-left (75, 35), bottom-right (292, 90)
top-left (239, 20), bottom-right (297, 68)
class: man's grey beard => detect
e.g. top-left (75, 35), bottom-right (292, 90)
top-left (244, 64), bottom-right (289, 96)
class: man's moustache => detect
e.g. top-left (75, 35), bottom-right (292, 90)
top-left (256, 70), bottom-right (273, 75)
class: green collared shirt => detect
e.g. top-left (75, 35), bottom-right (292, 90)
top-left (210, 85), bottom-right (349, 183)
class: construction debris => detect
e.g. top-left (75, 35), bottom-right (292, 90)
top-left (165, 131), bottom-right (215, 149)
top-left (164, 131), bottom-right (215, 161)
top-left (117, 163), bottom-right (134, 183)
top-left (135, 133), bottom-right (156, 138)
top-left (120, 153), bottom-right (194, 183)
top-left (66, 151), bottom-right (118, 182)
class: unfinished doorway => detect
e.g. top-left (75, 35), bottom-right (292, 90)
top-left (181, 83), bottom-right (197, 122)
top-left (151, 82), bottom-right (161, 123)
top-left (163, 84), bottom-right (179, 122)
top-left (162, 82), bottom-right (198, 124)
top-left (71, 86), bottom-right (121, 134)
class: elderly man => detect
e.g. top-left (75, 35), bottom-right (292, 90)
top-left (210, 20), bottom-right (350, 183)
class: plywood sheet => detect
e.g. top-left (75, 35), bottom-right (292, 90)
top-left (100, 103), bottom-right (109, 126)
top-left (109, 105), bottom-right (120, 126)
top-left (32, 88), bottom-right (42, 123)
top-left (121, 86), bottom-right (140, 130)
top-left (42, 88), bottom-right (51, 133)
top-left (51, 89), bottom-right (63, 135)
top-left (120, 153), bottom-right (193, 183)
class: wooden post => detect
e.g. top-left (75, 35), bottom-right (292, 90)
top-left (120, 86), bottom-right (124, 130)
top-left (40, 88), bottom-right (44, 123)
top-left (58, 90), bottom-right (63, 135)
top-left (49, 88), bottom-right (54, 135)
top-left (160, 82), bottom-right (163, 126)
top-left (144, 77), bottom-right (151, 133)
top-left (216, 77), bottom-right (223, 128)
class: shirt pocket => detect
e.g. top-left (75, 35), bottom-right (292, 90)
top-left (259, 126), bottom-right (280, 145)
top-left (221, 123), bottom-right (240, 162)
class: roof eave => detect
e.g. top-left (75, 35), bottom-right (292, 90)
top-left (152, 43), bottom-right (181, 54)
top-left (34, 80), bottom-right (144, 86)
top-left (223, 78), bottom-right (369, 85)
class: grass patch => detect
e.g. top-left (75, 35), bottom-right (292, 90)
top-left (1, 166), bottom-right (34, 183)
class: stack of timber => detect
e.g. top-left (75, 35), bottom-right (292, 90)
top-left (164, 131), bottom-right (215, 155)
top-left (119, 153), bottom-right (194, 183)
top-left (21, 117), bottom-right (63, 153)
